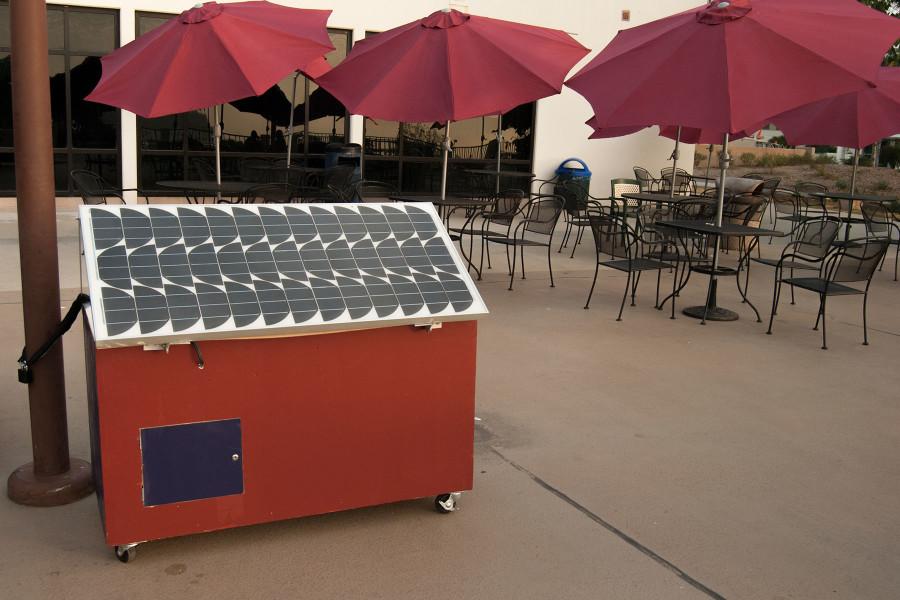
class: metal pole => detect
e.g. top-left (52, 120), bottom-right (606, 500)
top-left (495, 114), bottom-right (502, 195)
top-left (7, 0), bottom-right (92, 506)
top-left (286, 72), bottom-right (298, 167)
top-left (440, 121), bottom-right (452, 200)
top-left (850, 147), bottom-right (860, 195)
top-left (704, 143), bottom-right (714, 191)
top-left (214, 104), bottom-right (222, 201)
top-left (669, 125), bottom-right (682, 199)
top-left (303, 78), bottom-right (310, 157)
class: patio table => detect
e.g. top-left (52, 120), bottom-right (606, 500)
top-left (657, 219), bottom-right (785, 323)
top-left (156, 180), bottom-right (260, 204)
top-left (810, 192), bottom-right (897, 242)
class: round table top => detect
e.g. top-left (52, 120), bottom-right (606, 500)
top-left (621, 192), bottom-right (713, 204)
top-left (246, 164), bottom-right (325, 172)
top-left (389, 195), bottom-right (493, 207)
top-left (156, 180), bottom-right (260, 194)
top-left (810, 191), bottom-right (896, 202)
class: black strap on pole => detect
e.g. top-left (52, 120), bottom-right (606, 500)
top-left (17, 293), bottom-right (90, 384)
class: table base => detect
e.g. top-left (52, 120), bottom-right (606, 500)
top-left (682, 305), bottom-right (739, 321)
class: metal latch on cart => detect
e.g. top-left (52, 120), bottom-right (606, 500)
top-left (414, 321), bottom-right (442, 332)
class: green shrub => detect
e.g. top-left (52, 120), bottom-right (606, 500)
top-left (835, 179), bottom-right (849, 191)
top-left (874, 179), bottom-right (890, 191)
top-left (815, 154), bottom-right (835, 164)
top-left (740, 152), bottom-right (756, 167)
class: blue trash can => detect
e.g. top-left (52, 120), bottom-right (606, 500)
top-left (554, 158), bottom-right (591, 212)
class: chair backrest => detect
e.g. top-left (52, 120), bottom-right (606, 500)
top-left (353, 180), bottom-right (397, 202)
top-left (861, 201), bottom-right (892, 236)
top-left (610, 178), bottom-right (640, 199)
top-left (795, 181), bottom-right (827, 212)
top-left (587, 211), bottom-right (637, 260)
top-left (322, 165), bottom-right (355, 200)
top-left (758, 178), bottom-right (781, 197)
top-left (793, 217), bottom-right (842, 260)
top-left (772, 188), bottom-right (799, 217)
top-left (660, 166), bottom-right (692, 194)
top-left (558, 179), bottom-right (589, 215)
top-left (672, 198), bottom-right (718, 221)
top-left (533, 177), bottom-right (557, 197)
top-left (241, 183), bottom-right (295, 204)
top-left (826, 238), bottom-right (890, 284)
top-left (486, 189), bottom-right (526, 227)
top-left (633, 166), bottom-right (655, 192)
top-left (70, 169), bottom-right (121, 205)
top-left (522, 195), bottom-right (564, 237)
top-left (724, 193), bottom-right (766, 226)
top-left (189, 158), bottom-right (217, 181)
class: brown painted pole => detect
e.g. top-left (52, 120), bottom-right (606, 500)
top-left (6, 0), bottom-right (92, 506)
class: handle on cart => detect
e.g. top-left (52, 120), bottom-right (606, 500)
top-left (17, 293), bottom-right (90, 384)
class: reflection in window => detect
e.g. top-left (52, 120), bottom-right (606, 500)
top-left (136, 13), bottom-right (352, 192)
top-left (0, 3), bottom-right (120, 194)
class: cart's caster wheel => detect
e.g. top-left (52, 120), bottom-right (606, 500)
top-left (434, 492), bottom-right (460, 514)
top-left (115, 545), bottom-right (136, 563)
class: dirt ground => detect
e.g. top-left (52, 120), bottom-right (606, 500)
top-left (693, 162), bottom-right (900, 199)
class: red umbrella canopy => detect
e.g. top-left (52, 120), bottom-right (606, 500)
top-left (772, 67), bottom-right (900, 149)
top-left (584, 118), bottom-right (760, 144)
top-left (567, 0), bottom-right (900, 135)
top-left (315, 9), bottom-right (589, 123)
top-left (85, 1), bottom-right (333, 117)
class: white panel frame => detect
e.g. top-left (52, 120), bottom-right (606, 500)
top-left (79, 202), bottom-right (488, 348)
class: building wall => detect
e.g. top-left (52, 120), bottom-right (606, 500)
top-left (52, 0), bottom-right (698, 201)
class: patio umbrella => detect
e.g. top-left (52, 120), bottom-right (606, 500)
top-left (316, 8), bottom-right (589, 199)
top-left (567, 0), bottom-right (900, 320)
top-left (86, 1), bottom-right (333, 187)
top-left (772, 67), bottom-right (900, 194)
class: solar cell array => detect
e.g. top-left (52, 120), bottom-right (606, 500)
top-left (80, 203), bottom-right (487, 346)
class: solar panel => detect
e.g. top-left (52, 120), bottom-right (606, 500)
top-left (79, 203), bottom-right (488, 348)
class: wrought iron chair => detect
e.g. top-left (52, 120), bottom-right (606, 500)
top-left (485, 194), bottom-right (564, 291)
top-left (795, 181), bottom-right (829, 220)
top-left (70, 169), bottom-right (149, 205)
top-left (751, 216), bottom-right (842, 306)
top-left (659, 166), bottom-right (692, 195)
top-left (767, 238), bottom-right (890, 349)
top-left (861, 201), bottom-right (900, 281)
top-left (306, 165), bottom-right (356, 202)
top-left (633, 166), bottom-right (660, 193)
top-left (556, 180), bottom-right (592, 257)
top-left (352, 180), bottom-right (398, 202)
top-left (584, 207), bottom-right (680, 320)
top-left (608, 178), bottom-right (642, 220)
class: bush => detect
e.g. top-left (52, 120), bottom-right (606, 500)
top-left (694, 152), bottom-right (707, 167)
top-left (835, 179), bottom-right (849, 191)
top-left (874, 179), bottom-right (890, 191)
top-left (815, 154), bottom-right (835, 164)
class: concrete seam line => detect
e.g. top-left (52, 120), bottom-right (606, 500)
top-left (488, 446), bottom-right (728, 600)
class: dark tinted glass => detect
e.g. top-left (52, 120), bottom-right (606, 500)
top-left (0, 151), bottom-right (12, 191)
top-left (362, 160), bottom-right (400, 189)
top-left (71, 55), bottom-right (116, 148)
top-left (139, 114), bottom-right (184, 151)
top-left (71, 153), bottom-right (119, 191)
top-left (141, 155), bottom-right (184, 190)
top-left (53, 153), bottom-right (68, 193)
top-left (138, 15), bottom-right (169, 36)
top-left (0, 53), bottom-right (9, 147)
top-left (48, 54), bottom-right (66, 148)
top-left (0, 4), bottom-right (7, 48)
top-left (365, 120), bottom-right (399, 157)
top-left (402, 161), bottom-right (442, 194)
top-left (403, 123), bottom-right (443, 158)
top-left (68, 11), bottom-right (116, 54)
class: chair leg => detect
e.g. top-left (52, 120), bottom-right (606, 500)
top-left (670, 265), bottom-right (678, 319)
top-left (558, 222), bottom-right (571, 253)
top-left (479, 237), bottom-right (486, 280)
top-left (520, 243), bottom-right (526, 280)
top-left (894, 245), bottom-right (898, 281)
top-left (508, 244), bottom-right (517, 291)
top-left (617, 272), bottom-right (631, 321)
top-left (789, 265), bottom-right (796, 304)
top-left (819, 294), bottom-right (828, 350)
top-left (655, 267), bottom-right (662, 309)
top-left (569, 227), bottom-right (580, 259)
top-left (584, 259), bottom-right (600, 309)
top-left (862, 291), bottom-right (870, 346)
top-left (630, 271), bottom-right (641, 306)
top-left (547, 244), bottom-right (555, 288)
top-left (505, 245), bottom-right (512, 276)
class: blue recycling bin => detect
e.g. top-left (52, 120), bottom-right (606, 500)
top-left (554, 158), bottom-right (591, 212)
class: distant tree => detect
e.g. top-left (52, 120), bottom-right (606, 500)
top-left (860, 0), bottom-right (900, 65)
top-left (769, 135), bottom-right (791, 148)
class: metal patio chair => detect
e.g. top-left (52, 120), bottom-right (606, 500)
top-left (70, 169), bottom-right (149, 205)
top-left (485, 194), bottom-right (564, 291)
top-left (767, 238), bottom-right (889, 349)
top-left (633, 166), bottom-right (660, 193)
top-left (861, 201), bottom-right (900, 281)
top-left (584, 207), bottom-right (680, 320)
top-left (352, 180), bottom-right (398, 202)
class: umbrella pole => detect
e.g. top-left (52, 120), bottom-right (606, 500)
top-left (495, 113), bottom-right (503, 195)
top-left (214, 104), bottom-right (222, 202)
top-left (704, 143), bottom-right (713, 190)
top-left (440, 121), bottom-right (452, 201)
top-left (669, 125), bottom-right (682, 199)
top-left (682, 133), bottom-right (736, 322)
top-left (850, 147), bottom-right (860, 196)
top-left (286, 71), bottom-right (298, 167)
top-left (303, 78), bottom-right (310, 157)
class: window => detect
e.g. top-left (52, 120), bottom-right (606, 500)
top-left (0, 3), bottom-right (120, 195)
top-left (136, 12), bottom-right (351, 193)
top-left (361, 31), bottom-right (535, 194)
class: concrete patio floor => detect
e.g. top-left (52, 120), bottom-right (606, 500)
top-left (0, 203), bottom-right (898, 599)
